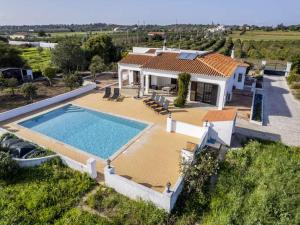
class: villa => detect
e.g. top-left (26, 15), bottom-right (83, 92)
top-left (118, 47), bottom-right (248, 109)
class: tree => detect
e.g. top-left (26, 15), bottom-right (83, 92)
top-left (83, 34), bottom-right (118, 64)
top-left (89, 55), bottom-right (106, 81)
top-left (291, 54), bottom-right (300, 74)
top-left (174, 73), bottom-right (191, 107)
top-left (0, 72), bottom-right (7, 90)
top-left (0, 152), bottom-right (19, 179)
top-left (42, 66), bottom-right (56, 86)
top-left (6, 78), bottom-right (18, 96)
top-left (38, 30), bottom-right (46, 37)
top-left (0, 41), bottom-right (25, 68)
top-left (63, 73), bottom-right (83, 90)
top-left (21, 83), bottom-right (38, 102)
top-left (51, 38), bottom-right (86, 73)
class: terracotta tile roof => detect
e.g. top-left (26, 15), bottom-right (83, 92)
top-left (199, 53), bottom-right (248, 77)
top-left (119, 51), bottom-right (248, 78)
top-left (142, 52), bottom-right (225, 77)
top-left (202, 109), bottom-right (237, 122)
top-left (119, 54), bottom-right (154, 65)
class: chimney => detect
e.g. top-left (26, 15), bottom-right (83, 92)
top-left (231, 46), bottom-right (235, 59)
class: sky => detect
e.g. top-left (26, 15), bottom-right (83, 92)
top-left (0, 0), bottom-right (299, 26)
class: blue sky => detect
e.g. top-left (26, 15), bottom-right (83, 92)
top-left (0, 0), bottom-right (299, 25)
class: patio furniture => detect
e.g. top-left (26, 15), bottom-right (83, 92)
top-left (143, 92), bottom-right (156, 103)
top-left (162, 86), bottom-right (172, 94)
top-left (103, 87), bottom-right (111, 99)
top-left (146, 94), bottom-right (160, 106)
top-left (155, 100), bottom-right (170, 114)
top-left (109, 88), bottom-right (120, 101)
top-left (150, 96), bottom-right (165, 109)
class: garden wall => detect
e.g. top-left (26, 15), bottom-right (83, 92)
top-left (0, 82), bottom-right (96, 122)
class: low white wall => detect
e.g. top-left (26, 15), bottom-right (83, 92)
top-left (0, 82), bottom-right (96, 122)
top-left (104, 166), bottom-right (182, 212)
top-left (14, 154), bottom-right (97, 179)
top-left (205, 120), bottom-right (235, 146)
top-left (9, 41), bottom-right (57, 48)
top-left (14, 155), bottom-right (57, 167)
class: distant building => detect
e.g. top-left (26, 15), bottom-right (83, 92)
top-left (9, 32), bottom-right (30, 40)
top-left (207, 25), bottom-right (226, 33)
top-left (147, 32), bottom-right (166, 38)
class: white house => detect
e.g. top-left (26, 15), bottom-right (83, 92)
top-left (118, 47), bottom-right (248, 110)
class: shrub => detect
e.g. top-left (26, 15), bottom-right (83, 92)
top-left (21, 82), bottom-right (38, 102)
top-left (287, 73), bottom-right (298, 84)
top-left (290, 81), bottom-right (300, 89)
top-left (6, 77), bottom-right (18, 96)
top-left (63, 73), bottom-right (83, 90)
top-left (0, 152), bottom-right (19, 179)
top-left (174, 73), bottom-right (191, 107)
top-left (42, 66), bottom-right (56, 86)
top-left (89, 55), bottom-right (106, 81)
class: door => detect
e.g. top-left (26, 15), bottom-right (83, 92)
top-left (190, 82), bottom-right (218, 106)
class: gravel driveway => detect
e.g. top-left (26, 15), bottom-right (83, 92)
top-left (235, 74), bottom-right (300, 146)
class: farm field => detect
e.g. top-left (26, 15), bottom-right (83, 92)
top-left (20, 47), bottom-right (51, 71)
top-left (230, 30), bottom-right (300, 41)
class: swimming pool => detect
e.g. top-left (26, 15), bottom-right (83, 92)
top-left (19, 104), bottom-right (148, 159)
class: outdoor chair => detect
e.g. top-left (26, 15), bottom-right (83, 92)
top-left (109, 88), bottom-right (120, 101)
top-left (146, 94), bottom-right (160, 106)
top-left (150, 96), bottom-right (165, 109)
top-left (103, 87), bottom-right (111, 99)
top-left (143, 92), bottom-right (156, 103)
top-left (155, 100), bottom-right (170, 114)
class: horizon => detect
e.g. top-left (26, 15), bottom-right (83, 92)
top-left (0, 0), bottom-right (299, 26)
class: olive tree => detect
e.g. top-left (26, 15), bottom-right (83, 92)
top-left (6, 78), bottom-right (18, 96)
top-left (42, 66), bottom-right (56, 86)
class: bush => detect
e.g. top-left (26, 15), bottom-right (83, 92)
top-left (174, 73), bottom-right (191, 107)
top-left (63, 73), bottom-right (83, 90)
top-left (0, 152), bottom-right (19, 179)
top-left (6, 77), bottom-right (18, 96)
top-left (21, 82), bottom-right (38, 102)
top-left (290, 81), bottom-right (300, 89)
top-left (42, 66), bottom-right (56, 86)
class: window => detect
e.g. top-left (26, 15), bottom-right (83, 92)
top-left (238, 73), bottom-right (243, 82)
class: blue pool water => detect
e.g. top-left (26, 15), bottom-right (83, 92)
top-left (19, 104), bottom-right (148, 159)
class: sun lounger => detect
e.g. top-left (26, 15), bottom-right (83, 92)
top-left (155, 100), bottom-right (170, 114)
top-left (103, 87), bottom-right (111, 99)
top-left (146, 95), bottom-right (160, 106)
top-left (109, 88), bottom-right (120, 101)
top-left (150, 96), bottom-right (165, 109)
top-left (143, 92), bottom-right (156, 103)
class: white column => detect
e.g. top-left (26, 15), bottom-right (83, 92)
top-left (145, 74), bottom-right (150, 94)
top-left (140, 72), bottom-right (145, 97)
top-left (86, 158), bottom-right (97, 179)
top-left (217, 83), bottom-right (226, 110)
top-left (118, 67), bottom-right (123, 90)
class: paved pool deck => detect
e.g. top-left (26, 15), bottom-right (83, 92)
top-left (1, 88), bottom-right (208, 192)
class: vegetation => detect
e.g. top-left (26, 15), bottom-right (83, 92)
top-left (174, 73), bottom-right (191, 107)
top-left (0, 152), bottom-right (19, 179)
top-left (42, 66), bottom-right (56, 86)
top-left (5, 78), bottom-right (18, 96)
top-left (20, 47), bottom-right (51, 72)
top-left (21, 82), bottom-right (38, 102)
top-left (202, 141), bottom-right (300, 225)
top-left (0, 41), bottom-right (25, 68)
top-left (63, 73), bottom-right (83, 90)
top-left (51, 39), bottom-right (86, 73)
top-left (89, 55), bottom-right (106, 81)
top-left (0, 158), bottom-right (95, 224)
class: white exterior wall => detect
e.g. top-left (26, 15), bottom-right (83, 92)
top-left (205, 120), bottom-right (235, 146)
top-left (233, 66), bottom-right (247, 90)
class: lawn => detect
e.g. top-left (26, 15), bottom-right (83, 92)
top-left (20, 47), bottom-right (51, 71)
top-left (0, 158), bottom-right (95, 225)
top-left (230, 30), bottom-right (300, 41)
top-left (201, 141), bottom-right (300, 225)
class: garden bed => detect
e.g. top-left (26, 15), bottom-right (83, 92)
top-left (250, 92), bottom-right (263, 125)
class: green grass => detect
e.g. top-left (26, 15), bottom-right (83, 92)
top-left (202, 141), bottom-right (300, 225)
top-left (0, 158), bottom-right (95, 224)
top-left (230, 30), bottom-right (300, 41)
top-left (19, 47), bottom-right (51, 71)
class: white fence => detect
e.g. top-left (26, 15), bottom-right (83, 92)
top-left (0, 82), bottom-right (96, 122)
top-left (104, 166), bottom-right (184, 212)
